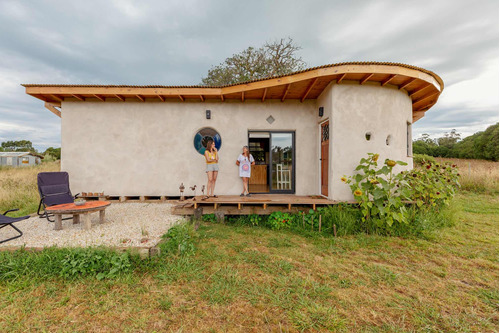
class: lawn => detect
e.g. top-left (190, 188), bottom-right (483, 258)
top-left (0, 191), bottom-right (497, 332)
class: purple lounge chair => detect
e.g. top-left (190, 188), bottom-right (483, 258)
top-left (37, 172), bottom-right (79, 222)
top-left (0, 209), bottom-right (29, 244)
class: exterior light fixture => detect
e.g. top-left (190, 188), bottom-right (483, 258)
top-left (319, 107), bottom-right (324, 117)
top-left (206, 110), bottom-right (211, 119)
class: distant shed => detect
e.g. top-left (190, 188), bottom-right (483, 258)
top-left (0, 152), bottom-right (43, 166)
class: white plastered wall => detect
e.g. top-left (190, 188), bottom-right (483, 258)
top-left (316, 82), bottom-right (414, 201)
top-left (61, 99), bottom-right (319, 197)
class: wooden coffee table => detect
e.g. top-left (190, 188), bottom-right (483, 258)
top-left (46, 201), bottom-right (111, 230)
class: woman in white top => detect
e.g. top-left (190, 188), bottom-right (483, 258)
top-left (236, 145), bottom-right (255, 197)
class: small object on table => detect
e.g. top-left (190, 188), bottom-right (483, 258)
top-left (74, 198), bottom-right (86, 206)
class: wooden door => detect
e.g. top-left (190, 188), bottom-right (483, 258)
top-left (321, 121), bottom-right (329, 196)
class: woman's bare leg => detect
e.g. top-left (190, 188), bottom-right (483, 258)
top-left (243, 177), bottom-right (249, 194)
top-left (212, 171), bottom-right (218, 196)
top-left (207, 171), bottom-right (214, 196)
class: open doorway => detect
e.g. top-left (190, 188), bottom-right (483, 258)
top-left (248, 131), bottom-right (295, 194)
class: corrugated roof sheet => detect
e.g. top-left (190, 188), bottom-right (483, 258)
top-left (0, 152), bottom-right (31, 157)
top-left (21, 61), bottom-right (444, 90)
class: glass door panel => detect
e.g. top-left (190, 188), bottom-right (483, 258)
top-left (270, 133), bottom-right (294, 192)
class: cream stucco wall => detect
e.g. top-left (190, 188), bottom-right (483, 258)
top-left (61, 100), bottom-right (319, 197)
top-left (317, 81), bottom-right (414, 201)
top-left (61, 82), bottom-right (413, 200)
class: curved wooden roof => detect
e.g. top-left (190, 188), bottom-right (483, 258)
top-left (23, 61), bottom-right (443, 122)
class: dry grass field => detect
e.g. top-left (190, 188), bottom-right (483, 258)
top-left (436, 157), bottom-right (499, 193)
top-left (0, 162), bottom-right (60, 217)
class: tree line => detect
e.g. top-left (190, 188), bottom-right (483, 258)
top-left (0, 140), bottom-right (61, 160)
top-left (413, 123), bottom-right (499, 161)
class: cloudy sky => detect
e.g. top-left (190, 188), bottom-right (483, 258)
top-left (0, 0), bottom-right (498, 151)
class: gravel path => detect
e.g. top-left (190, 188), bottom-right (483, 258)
top-left (0, 203), bottom-right (183, 248)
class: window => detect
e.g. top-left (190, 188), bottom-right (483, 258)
top-left (407, 122), bottom-right (412, 156)
top-left (193, 127), bottom-right (222, 155)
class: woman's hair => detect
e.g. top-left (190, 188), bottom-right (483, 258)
top-left (243, 145), bottom-right (250, 158)
top-left (206, 139), bottom-right (214, 153)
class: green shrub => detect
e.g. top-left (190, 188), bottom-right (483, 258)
top-left (0, 247), bottom-right (136, 282)
top-left (343, 153), bottom-right (410, 230)
top-left (60, 248), bottom-right (132, 280)
top-left (160, 223), bottom-right (196, 256)
top-left (340, 153), bottom-right (460, 235)
top-left (388, 201), bottom-right (458, 237)
top-left (413, 154), bottom-right (436, 165)
top-left (321, 205), bottom-right (362, 236)
top-left (408, 159), bottom-right (460, 207)
top-left (202, 214), bottom-right (217, 223)
top-left (266, 211), bottom-right (293, 230)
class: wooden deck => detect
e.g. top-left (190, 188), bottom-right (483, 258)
top-left (172, 194), bottom-right (354, 215)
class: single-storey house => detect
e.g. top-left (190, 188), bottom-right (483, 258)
top-left (23, 62), bottom-right (443, 201)
top-left (0, 152), bottom-right (43, 166)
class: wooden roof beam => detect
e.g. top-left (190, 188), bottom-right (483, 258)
top-left (381, 74), bottom-right (397, 86)
top-left (412, 110), bottom-right (426, 122)
top-left (261, 88), bottom-right (267, 102)
top-left (300, 78), bottom-right (318, 102)
top-left (44, 102), bottom-right (61, 118)
top-left (71, 94), bottom-right (85, 101)
top-left (114, 94), bottom-right (125, 101)
top-left (399, 78), bottom-right (417, 90)
top-left (360, 73), bottom-right (374, 85)
top-left (337, 73), bottom-right (347, 84)
top-left (199, 95), bottom-right (205, 102)
top-left (281, 84), bottom-right (291, 102)
top-left (94, 94), bottom-right (105, 102)
top-left (178, 95), bottom-right (185, 102)
top-left (157, 95), bottom-right (165, 102)
top-left (412, 91), bottom-right (439, 105)
top-left (409, 84), bottom-right (431, 97)
top-left (136, 95), bottom-right (145, 102)
top-left (50, 94), bottom-right (63, 102)
top-left (416, 103), bottom-right (434, 112)
top-left (241, 91), bottom-right (245, 102)
top-left (220, 95), bottom-right (225, 102)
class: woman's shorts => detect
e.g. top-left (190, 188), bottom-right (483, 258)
top-left (206, 164), bottom-right (219, 172)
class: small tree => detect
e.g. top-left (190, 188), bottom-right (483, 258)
top-left (43, 147), bottom-right (61, 160)
top-left (1, 140), bottom-right (36, 152)
top-left (201, 38), bottom-right (306, 86)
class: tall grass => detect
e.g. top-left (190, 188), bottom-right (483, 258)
top-left (0, 162), bottom-right (60, 217)
top-left (435, 157), bottom-right (499, 193)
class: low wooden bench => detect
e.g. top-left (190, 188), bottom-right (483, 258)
top-left (46, 201), bottom-right (111, 230)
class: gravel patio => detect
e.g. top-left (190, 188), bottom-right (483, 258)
top-left (0, 202), bottom-right (183, 249)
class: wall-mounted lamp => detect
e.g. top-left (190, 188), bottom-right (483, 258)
top-left (319, 107), bottom-right (324, 117)
top-left (206, 110), bottom-right (211, 119)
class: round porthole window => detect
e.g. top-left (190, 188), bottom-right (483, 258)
top-left (193, 127), bottom-right (222, 155)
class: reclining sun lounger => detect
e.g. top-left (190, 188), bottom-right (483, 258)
top-left (0, 209), bottom-right (29, 244)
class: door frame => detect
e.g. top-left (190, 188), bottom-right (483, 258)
top-left (248, 130), bottom-right (296, 194)
top-left (318, 119), bottom-right (329, 198)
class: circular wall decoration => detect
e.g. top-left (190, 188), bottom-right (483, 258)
top-left (193, 127), bottom-right (222, 155)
